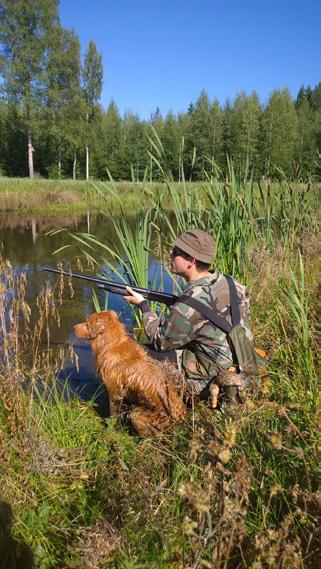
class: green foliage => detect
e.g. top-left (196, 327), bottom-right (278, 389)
top-left (43, 26), bottom-right (85, 179)
top-left (0, 1), bottom-right (321, 181)
top-left (184, 90), bottom-right (213, 179)
top-left (82, 41), bottom-right (103, 108)
top-left (121, 112), bottom-right (149, 181)
top-left (261, 89), bottom-right (298, 177)
top-left (99, 101), bottom-right (123, 179)
top-left (229, 91), bottom-right (261, 178)
top-left (0, 198), bottom-right (320, 567)
top-left (0, 0), bottom-right (60, 178)
top-left (277, 253), bottom-right (317, 410)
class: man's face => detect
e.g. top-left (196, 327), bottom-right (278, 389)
top-left (169, 246), bottom-right (193, 275)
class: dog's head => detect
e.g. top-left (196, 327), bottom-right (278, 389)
top-left (74, 310), bottom-right (120, 340)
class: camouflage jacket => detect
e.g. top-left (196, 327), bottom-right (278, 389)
top-left (141, 272), bottom-right (252, 382)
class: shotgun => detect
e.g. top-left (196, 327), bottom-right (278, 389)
top-left (43, 267), bottom-right (178, 306)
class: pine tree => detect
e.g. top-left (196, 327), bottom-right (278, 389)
top-left (100, 101), bottom-right (123, 179)
top-left (161, 111), bottom-right (180, 179)
top-left (121, 111), bottom-right (148, 181)
top-left (295, 91), bottom-right (316, 178)
top-left (185, 90), bottom-right (212, 179)
top-left (150, 107), bottom-right (163, 133)
top-left (177, 111), bottom-right (189, 181)
top-left (222, 98), bottom-right (234, 171)
top-left (209, 99), bottom-right (223, 172)
top-left (149, 107), bottom-right (163, 180)
top-left (310, 83), bottom-right (321, 112)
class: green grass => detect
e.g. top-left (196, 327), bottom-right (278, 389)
top-left (1, 233), bottom-right (320, 568)
top-left (0, 177), bottom-right (192, 215)
top-left (0, 177), bottom-right (156, 215)
top-left (0, 160), bottom-right (320, 567)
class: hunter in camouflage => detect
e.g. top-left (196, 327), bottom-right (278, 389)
top-left (124, 229), bottom-right (252, 398)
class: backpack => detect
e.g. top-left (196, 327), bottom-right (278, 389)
top-left (179, 275), bottom-right (266, 381)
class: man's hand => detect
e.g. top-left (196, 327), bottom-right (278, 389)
top-left (124, 286), bottom-right (145, 305)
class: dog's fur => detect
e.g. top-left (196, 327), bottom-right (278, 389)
top-left (74, 311), bottom-right (187, 436)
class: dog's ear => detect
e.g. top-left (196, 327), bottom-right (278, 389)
top-left (87, 311), bottom-right (118, 338)
top-left (87, 318), bottom-right (106, 338)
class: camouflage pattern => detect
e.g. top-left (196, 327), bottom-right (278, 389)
top-left (142, 272), bottom-right (252, 391)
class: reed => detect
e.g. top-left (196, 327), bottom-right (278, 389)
top-left (205, 158), bottom-right (256, 277)
top-left (276, 253), bottom-right (317, 410)
top-left (148, 148), bottom-right (318, 278)
top-left (1, 149), bottom-right (320, 567)
top-left (0, 232), bottom-right (320, 568)
top-left (56, 205), bottom-right (172, 327)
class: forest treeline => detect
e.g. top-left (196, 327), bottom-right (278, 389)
top-left (0, 0), bottom-right (321, 182)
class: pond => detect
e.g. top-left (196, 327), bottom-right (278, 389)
top-left (1, 211), bottom-right (175, 415)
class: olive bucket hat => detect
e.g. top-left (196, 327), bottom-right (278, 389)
top-left (173, 229), bottom-right (216, 264)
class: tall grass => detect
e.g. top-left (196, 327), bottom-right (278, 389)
top-left (205, 158), bottom-right (256, 276)
top-left (276, 253), bottom-right (317, 410)
top-left (1, 143), bottom-right (320, 567)
top-left (1, 232), bottom-right (321, 567)
top-left (53, 205), bottom-right (173, 327)
top-left (146, 135), bottom-right (318, 279)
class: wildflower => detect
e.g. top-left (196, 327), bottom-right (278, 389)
top-left (269, 484), bottom-right (282, 498)
top-left (270, 433), bottom-right (282, 449)
top-left (181, 516), bottom-right (197, 536)
top-left (218, 448), bottom-right (232, 464)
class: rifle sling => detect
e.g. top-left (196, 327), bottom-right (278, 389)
top-left (178, 275), bottom-right (241, 334)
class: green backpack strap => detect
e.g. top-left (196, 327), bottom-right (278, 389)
top-left (225, 275), bottom-right (241, 327)
top-left (179, 274), bottom-right (238, 333)
top-left (179, 276), bottom-right (264, 375)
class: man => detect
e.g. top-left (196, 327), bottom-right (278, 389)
top-left (124, 229), bottom-right (252, 401)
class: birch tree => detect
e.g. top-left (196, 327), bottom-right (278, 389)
top-left (82, 41), bottom-right (103, 181)
top-left (45, 27), bottom-right (84, 178)
top-left (261, 89), bottom-right (298, 176)
top-left (0, 0), bottom-right (59, 178)
top-left (230, 92), bottom-right (261, 177)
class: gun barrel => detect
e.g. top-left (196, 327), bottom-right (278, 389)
top-left (43, 267), bottom-right (178, 306)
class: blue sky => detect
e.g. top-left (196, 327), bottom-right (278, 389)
top-left (60, 0), bottom-right (321, 119)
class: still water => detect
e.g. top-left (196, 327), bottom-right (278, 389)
top-left (1, 212), bottom-right (174, 414)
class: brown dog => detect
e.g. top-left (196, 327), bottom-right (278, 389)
top-left (74, 311), bottom-right (187, 436)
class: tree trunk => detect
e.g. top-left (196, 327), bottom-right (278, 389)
top-left (211, 129), bottom-right (216, 177)
top-left (28, 130), bottom-right (34, 179)
top-left (86, 111), bottom-right (89, 181)
top-left (265, 112), bottom-right (274, 176)
top-left (73, 153), bottom-right (77, 180)
top-left (86, 144), bottom-right (89, 181)
top-left (58, 160), bottom-right (61, 179)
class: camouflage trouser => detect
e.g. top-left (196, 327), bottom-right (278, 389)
top-left (144, 344), bottom-right (235, 403)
